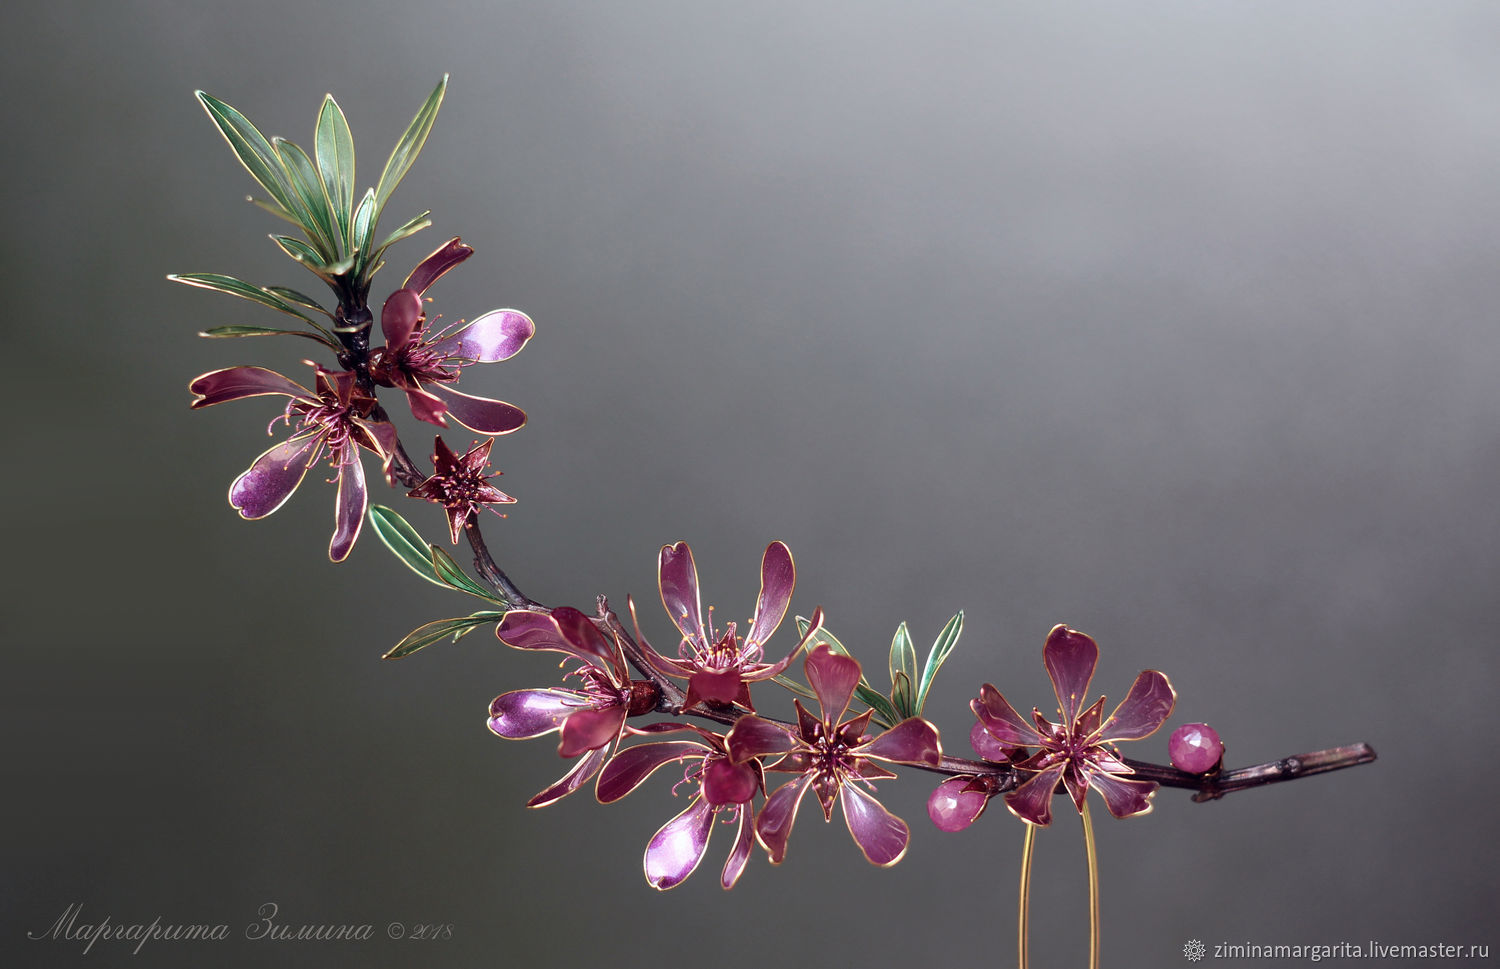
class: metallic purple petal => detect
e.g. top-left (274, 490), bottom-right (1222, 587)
top-left (487, 689), bottom-right (586, 739)
top-left (841, 782), bottom-right (910, 866)
top-left (861, 717), bottom-right (942, 766)
top-left (756, 773), bottom-right (814, 864)
top-left (804, 645), bottom-right (861, 725)
top-left (726, 715), bottom-right (799, 763)
top-left (658, 542), bottom-right (705, 646)
top-left (495, 608), bottom-right (621, 678)
top-left (645, 796), bottom-right (714, 890)
top-left (596, 741), bottom-right (705, 803)
top-left (972, 684), bottom-right (1045, 747)
top-left (1097, 669), bottom-right (1176, 742)
top-left (1085, 768), bottom-right (1159, 819)
top-left (1043, 624), bottom-right (1098, 725)
top-left (744, 541), bottom-right (794, 651)
top-left (928, 776), bottom-right (989, 832)
top-left (328, 451), bottom-right (366, 562)
top-left (686, 668), bottom-right (744, 706)
top-left (228, 433), bottom-right (320, 519)
top-left (970, 720), bottom-right (1015, 762)
top-left (1062, 764), bottom-right (1090, 814)
top-left (380, 288), bottom-right (424, 350)
top-left (527, 745), bottom-right (609, 808)
top-left (553, 607), bottom-right (627, 681)
top-left (402, 237), bottom-right (474, 295)
top-left (426, 383), bottom-right (527, 435)
top-left (558, 704), bottom-right (627, 758)
top-left (721, 808), bottom-right (755, 890)
top-left (702, 758), bottom-right (758, 806)
top-left (1003, 762), bottom-right (1068, 827)
top-left (431, 309), bottom-right (535, 363)
top-left (404, 386), bottom-right (449, 427)
top-left (190, 366), bottom-right (308, 408)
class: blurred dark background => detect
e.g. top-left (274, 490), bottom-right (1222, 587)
top-left (4, 2), bottom-right (1496, 966)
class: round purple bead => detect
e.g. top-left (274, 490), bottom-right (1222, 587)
top-left (1169, 722), bottom-right (1223, 774)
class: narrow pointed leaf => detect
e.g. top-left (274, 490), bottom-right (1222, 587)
top-left (430, 544), bottom-right (503, 602)
top-left (891, 670), bottom-right (915, 719)
top-left (270, 233), bottom-right (331, 275)
top-left (248, 196), bottom-right (305, 227)
top-left (198, 324), bottom-right (336, 347)
top-left (273, 137), bottom-right (339, 259)
top-left (314, 94), bottom-right (355, 246)
top-left (350, 187), bottom-right (377, 278)
top-left (369, 211), bottom-right (434, 266)
top-left (915, 610), bottom-right (964, 715)
top-left (383, 612), bottom-right (503, 659)
top-left (367, 504), bottom-right (446, 588)
top-left (195, 91), bottom-right (298, 219)
top-left (168, 272), bottom-right (317, 324)
top-left (264, 286), bottom-right (335, 320)
top-left (374, 76), bottom-right (448, 220)
top-left (889, 621), bottom-right (916, 691)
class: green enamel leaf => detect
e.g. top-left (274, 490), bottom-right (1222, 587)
top-left (373, 76), bottom-right (448, 223)
top-left (891, 670), bottom-right (915, 720)
top-left (314, 94), bottom-right (355, 247)
top-left (367, 504), bottom-right (446, 588)
top-left (247, 196), bottom-right (305, 228)
top-left (198, 324), bottom-right (336, 348)
top-left (383, 612), bottom-right (504, 659)
top-left (196, 91), bottom-right (299, 223)
top-left (889, 621), bottom-right (917, 690)
top-left (915, 610), bottom-right (965, 715)
top-left (264, 286), bottom-right (333, 319)
top-left (350, 187), bottom-right (377, 278)
top-left (270, 234), bottom-right (332, 275)
top-left (368, 211), bottom-right (433, 266)
top-left (430, 545), bottom-right (504, 603)
top-left (273, 138), bottom-right (339, 260)
top-left (167, 272), bottom-right (316, 324)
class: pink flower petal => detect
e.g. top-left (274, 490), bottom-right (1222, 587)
top-left (658, 542), bottom-right (705, 646)
top-left (686, 668), bottom-right (744, 706)
top-left (432, 309), bottom-right (535, 363)
top-left (495, 608), bottom-right (622, 679)
top-left (1003, 762), bottom-right (1067, 827)
top-left (328, 451), bottom-right (366, 562)
top-left (702, 758), bottom-right (758, 806)
top-left (380, 288), bottom-right (424, 350)
top-left (804, 645), bottom-right (861, 725)
top-left (862, 717), bottom-right (942, 766)
top-left (725, 715), bottom-right (799, 763)
top-left (558, 704), bottom-right (627, 758)
top-left (402, 237), bottom-right (473, 295)
top-left (427, 383), bottom-right (527, 435)
top-left (403, 386), bottom-right (450, 427)
top-left (744, 541), bottom-right (794, 652)
top-left (1043, 624), bottom-right (1098, 725)
top-left (755, 773), bottom-right (814, 865)
top-left (721, 808), bottom-right (755, 890)
top-left (228, 433), bottom-right (321, 520)
top-left (969, 720), bottom-right (1015, 762)
top-left (596, 741), bottom-right (705, 803)
top-left (189, 366), bottom-right (308, 408)
top-left (928, 776), bottom-right (989, 832)
top-left (841, 782), bottom-right (910, 866)
top-left (645, 796), bottom-right (714, 891)
top-left (1085, 768), bottom-right (1159, 819)
top-left (1097, 669), bottom-right (1176, 742)
top-left (527, 745), bottom-right (609, 808)
top-left (972, 683), bottom-right (1045, 747)
top-left (487, 689), bottom-right (586, 739)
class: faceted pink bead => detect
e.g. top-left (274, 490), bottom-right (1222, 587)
top-left (1169, 723), bottom-right (1223, 773)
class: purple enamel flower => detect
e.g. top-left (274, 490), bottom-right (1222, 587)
top-left (650, 541), bottom-right (809, 711)
top-left (189, 363), bottom-right (397, 561)
top-left (406, 436), bottom-right (515, 544)
top-left (971, 624), bottom-right (1176, 827)
top-left (488, 607), bottom-right (638, 807)
top-left (726, 644), bottom-right (942, 866)
top-left (597, 723), bottom-right (762, 891)
top-left (370, 237), bottom-right (534, 434)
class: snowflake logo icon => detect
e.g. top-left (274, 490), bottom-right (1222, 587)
top-left (1183, 939), bottom-right (1208, 962)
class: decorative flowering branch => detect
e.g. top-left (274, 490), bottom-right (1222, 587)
top-left (175, 79), bottom-right (1376, 966)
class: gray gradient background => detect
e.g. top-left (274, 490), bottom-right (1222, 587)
top-left (4, 2), bottom-right (1496, 967)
